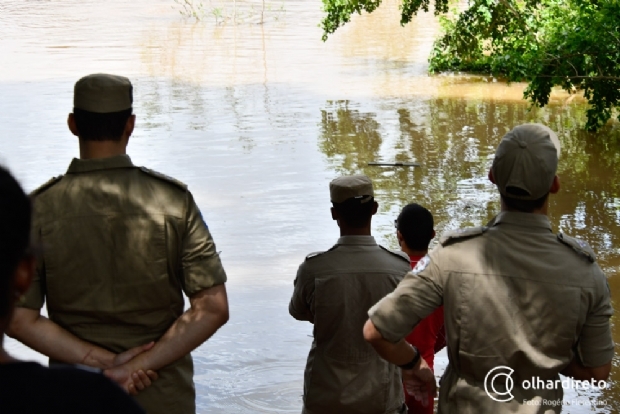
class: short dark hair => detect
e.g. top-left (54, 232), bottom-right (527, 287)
top-left (396, 203), bottom-right (434, 251)
top-left (501, 187), bottom-right (549, 213)
top-left (332, 197), bottom-right (375, 228)
top-left (73, 107), bottom-right (133, 141)
top-left (0, 167), bottom-right (32, 319)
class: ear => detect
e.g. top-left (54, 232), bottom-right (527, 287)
top-left (397, 230), bottom-right (403, 244)
top-left (431, 229), bottom-right (436, 239)
top-left (13, 257), bottom-right (35, 297)
top-left (488, 168), bottom-right (496, 184)
top-left (371, 201), bottom-right (379, 216)
top-left (124, 114), bottom-right (136, 140)
top-left (68, 113), bottom-right (79, 137)
top-left (549, 175), bottom-right (560, 194)
top-left (330, 206), bottom-right (338, 221)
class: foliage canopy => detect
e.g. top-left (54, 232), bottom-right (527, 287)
top-left (320, 0), bottom-right (620, 130)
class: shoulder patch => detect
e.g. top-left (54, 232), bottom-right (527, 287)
top-left (439, 226), bottom-right (487, 246)
top-left (557, 233), bottom-right (596, 263)
top-left (30, 175), bottom-right (63, 196)
top-left (305, 245), bottom-right (338, 260)
top-left (412, 255), bottom-right (430, 274)
top-left (139, 167), bottom-right (187, 190)
top-left (378, 245), bottom-right (410, 263)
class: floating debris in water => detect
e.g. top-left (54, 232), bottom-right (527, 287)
top-left (368, 162), bottom-right (420, 167)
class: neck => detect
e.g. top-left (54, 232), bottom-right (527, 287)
top-left (79, 139), bottom-right (127, 160)
top-left (401, 246), bottom-right (428, 258)
top-left (500, 199), bottom-right (549, 215)
top-left (339, 224), bottom-right (372, 237)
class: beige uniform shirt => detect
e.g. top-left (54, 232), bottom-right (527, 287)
top-left (290, 236), bottom-right (411, 414)
top-left (369, 212), bottom-right (614, 414)
top-left (21, 155), bottom-right (227, 414)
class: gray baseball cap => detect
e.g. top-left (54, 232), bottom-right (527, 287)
top-left (74, 73), bottom-right (133, 113)
top-left (492, 123), bottom-right (561, 200)
top-left (330, 174), bottom-right (374, 203)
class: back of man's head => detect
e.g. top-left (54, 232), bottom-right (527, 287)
top-left (0, 167), bottom-right (31, 319)
top-left (73, 73), bottom-right (134, 141)
top-left (330, 174), bottom-right (375, 228)
top-left (491, 124), bottom-right (561, 212)
top-left (396, 203), bottom-right (434, 251)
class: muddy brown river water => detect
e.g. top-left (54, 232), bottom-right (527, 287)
top-left (1, 0), bottom-right (619, 412)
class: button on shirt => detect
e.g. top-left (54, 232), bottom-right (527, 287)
top-left (290, 236), bottom-right (411, 414)
top-left (369, 212), bottom-right (614, 414)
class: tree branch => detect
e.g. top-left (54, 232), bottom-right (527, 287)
top-left (497, 0), bottom-right (522, 19)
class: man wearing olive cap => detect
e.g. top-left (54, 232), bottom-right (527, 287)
top-left (289, 174), bottom-right (411, 414)
top-left (363, 124), bottom-right (614, 413)
top-left (8, 74), bottom-right (229, 414)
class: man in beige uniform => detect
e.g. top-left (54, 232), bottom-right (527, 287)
top-left (8, 74), bottom-right (229, 414)
top-left (363, 124), bottom-right (614, 413)
top-left (289, 175), bottom-right (411, 414)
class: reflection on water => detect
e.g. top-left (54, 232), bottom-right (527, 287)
top-left (0, 0), bottom-right (618, 412)
top-left (319, 98), bottom-right (620, 244)
top-left (319, 98), bottom-right (620, 412)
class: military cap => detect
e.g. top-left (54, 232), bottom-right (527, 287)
top-left (74, 73), bottom-right (133, 113)
top-left (491, 123), bottom-right (561, 200)
top-left (330, 174), bottom-right (374, 203)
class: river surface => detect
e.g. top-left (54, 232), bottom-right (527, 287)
top-left (1, 0), bottom-right (619, 412)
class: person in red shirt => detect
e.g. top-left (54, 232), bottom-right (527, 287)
top-left (395, 203), bottom-right (446, 414)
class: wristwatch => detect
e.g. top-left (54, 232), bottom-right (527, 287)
top-left (398, 345), bottom-right (421, 370)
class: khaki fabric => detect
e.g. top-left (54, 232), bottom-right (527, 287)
top-left (369, 212), bottom-right (614, 414)
top-left (74, 73), bottom-right (133, 113)
top-left (289, 236), bottom-right (411, 414)
top-left (329, 175), bottom-right (374, 203)
top-left (21, 155), bottom-right (227, 414)
top-left (492, 124), bottom-right (561, 200)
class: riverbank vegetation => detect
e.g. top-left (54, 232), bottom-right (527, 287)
top-left (321, 0), bottom-right (620, 131)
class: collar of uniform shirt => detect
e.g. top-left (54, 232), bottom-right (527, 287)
top-left (66, 154), bottom-right (134, 174)
top-left (493, 211), bottom-right (553, 231)
top-left (337, 235), bottom-right (377, 245)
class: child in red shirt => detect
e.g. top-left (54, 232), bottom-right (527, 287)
top-left (395, 204), bottom-right (446, 414)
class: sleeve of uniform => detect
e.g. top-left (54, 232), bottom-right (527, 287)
top-left (576, 265), bottom-right (614, 367)
top-left (18, 219), bottom-right (45, 310)
top-left (368, 249), bottom-right (444, 344)
top-left (289, 262), bottom-right (315, 321)
top-left (180, 191), bottom-right (227, 296)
